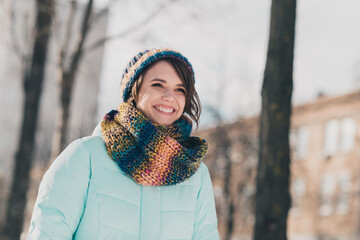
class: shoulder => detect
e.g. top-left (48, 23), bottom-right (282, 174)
top-left (63, 136), bottom-right (105, 157)
top-left (194, 163), bottom-right (214, 194)
top-left (198, 162), bottom-right (209, 172)
top-left (198, 162), bottom-right (211, 179)
top-left (181, 162), bottom-right (210, 187)
top-left (76, 135), bottom-right (105, 151)
top-left (48, 136), bottom-right (105, 172)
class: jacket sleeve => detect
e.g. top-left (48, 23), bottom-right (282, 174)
top-left (192, 164), bottom-right (220, 240)
top-left (26, 138), bottom-right (91, 240)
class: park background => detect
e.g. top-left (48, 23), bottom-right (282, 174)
top-left (1, 0), bottom-right (360, 239)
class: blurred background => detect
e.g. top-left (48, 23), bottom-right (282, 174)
top-left (0, 0), bottom-right (360, 239)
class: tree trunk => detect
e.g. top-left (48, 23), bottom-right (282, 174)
top-left (213, 125), bottom-right (234, 240)
top-left (221, 130), bottom-right (234, 240)
top-left (51, 0), bottom-right (93, 160)
top-left (253, 0), bottom-right (296, 240)
top-left (51, 71), bottom-right (75, 159)
top-left (50, 0), bottom-right (176, 160)
top-left (2, 0), bottom-right (54, 239)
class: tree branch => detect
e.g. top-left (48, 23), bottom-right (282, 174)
top-left (89, 0), bottom-right (121, 25)
top-left (61, 0), bottom-right (77, 69)
top-left (9, 4), bottom-right (23, 62)
top-left (83, 0), bottom-right (178, 54)
top-left (68, 0), bottom-right (93, 77)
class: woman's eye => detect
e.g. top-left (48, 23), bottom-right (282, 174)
top-left (151, 83), bottom-right (162, 88)
top-left (177, 88), bottom-right (186, 94)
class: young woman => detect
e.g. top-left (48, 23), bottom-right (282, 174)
top-left (27, 48), bottom-right (220, 240)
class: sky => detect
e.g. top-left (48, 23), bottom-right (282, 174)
top-left (92, 0), bottom-right (360, 128)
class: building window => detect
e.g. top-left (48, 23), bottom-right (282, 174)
top-left (290, 178), bottom-right (306, 217)
top-left (294, 126), bottom-right (309, 159)
top-left (340, 117), bottom-right (356, 153)
top-left (319, 175), bottom-right (335, 216)
top-left (323, 119), bottom-right (339, 157)
top-left (336, 172), bottom-right (351, 214)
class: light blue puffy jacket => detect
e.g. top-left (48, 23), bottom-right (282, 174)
top-left (27, 128), bottom-right (220, 239)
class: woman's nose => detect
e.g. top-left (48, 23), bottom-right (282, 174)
top-left (162, 89), bottom-right (175, 101)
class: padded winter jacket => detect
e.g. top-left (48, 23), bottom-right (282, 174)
top-left (27, 131), bottom-right (219, 239)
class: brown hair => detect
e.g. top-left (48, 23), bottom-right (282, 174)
top-left (128, 58), bottom-right (201, 127)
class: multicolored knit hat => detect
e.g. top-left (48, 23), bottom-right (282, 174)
top-left (120, 48), bottom-right (195, 102)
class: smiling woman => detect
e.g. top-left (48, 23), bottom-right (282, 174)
top-left (136, 60), bottom-right (186, 126)
top-left (26, 48), bottom-right (220, 240)
top-left (128, 56), bottom-right (201, 127)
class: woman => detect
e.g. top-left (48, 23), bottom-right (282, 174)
top-left (27, 48), bottom-right (220, 240)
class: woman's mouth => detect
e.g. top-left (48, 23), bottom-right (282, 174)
top-left (154, 105), bottom-right (175, 114)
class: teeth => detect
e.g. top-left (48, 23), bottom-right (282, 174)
top-left (157, 106), bottom-right (174, 113)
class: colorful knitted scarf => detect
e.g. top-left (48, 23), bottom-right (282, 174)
top-left (101, 102), bottom-right (208, 186)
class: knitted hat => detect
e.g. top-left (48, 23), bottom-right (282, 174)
top-left (120, 48), bottom-right (195, 102)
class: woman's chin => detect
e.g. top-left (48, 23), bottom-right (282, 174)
top-left (150, 117), bottom-right (177, 126)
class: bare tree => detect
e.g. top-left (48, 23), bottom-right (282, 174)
top-left (50, 0), bottom-right (95, 159)
top-left (253, 0), bottom-right (296, 239)
top-left (212, 124), bottom-right (234, 240)
top-left (50, 0), bottom-right (181, 159)
top-left (1, 0), bottom-right (55, 239)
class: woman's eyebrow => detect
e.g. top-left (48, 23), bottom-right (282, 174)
top-left (150, 78), bottom-right (185, 87)
top-left (150, 78), bottom-right (166, 83)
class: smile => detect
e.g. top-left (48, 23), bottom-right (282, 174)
top-left (154, 105), bottom-right (175, 114)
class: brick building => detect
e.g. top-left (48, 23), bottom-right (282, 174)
top-left (289, 90), bottom-right (360, 240)
top-left (197, 90), bottom-right (360, 240)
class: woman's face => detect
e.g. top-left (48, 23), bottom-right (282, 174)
top-left (136, 60), bottom-right (186, 126)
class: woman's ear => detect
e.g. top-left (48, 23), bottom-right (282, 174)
top-left (131, 99), bottom-right (137, 107)
top-left (126, 97), bottom-right (136, 107)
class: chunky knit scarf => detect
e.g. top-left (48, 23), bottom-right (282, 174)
top-left (101, 102), bottom-right (208, 186)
